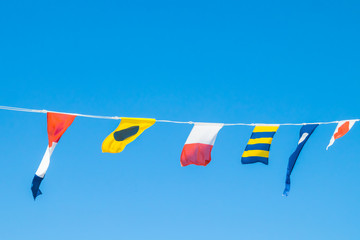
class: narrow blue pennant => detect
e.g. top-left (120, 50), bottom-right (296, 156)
top-left (283, 124), bottom-right (318, 196)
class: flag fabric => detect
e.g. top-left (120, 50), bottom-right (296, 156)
top-left (283, 124), bottom-right (318, 196)
top-left (102, 117), bottom-right (156, 153)
top-left (326, 120), bottom-right (356, 150)
top-left (31, 112), bottom-right (76, 200)
top-left (241, 125), bottom-right (279, 165)
top-left (180, 123), bottom-right (223, 167)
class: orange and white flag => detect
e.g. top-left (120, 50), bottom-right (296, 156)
top-left (326, 120), bottom-right (356, 150)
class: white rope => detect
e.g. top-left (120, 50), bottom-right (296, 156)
top-left (0, 105), bottom-right (358, 126)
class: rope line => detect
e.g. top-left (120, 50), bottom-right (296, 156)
top-left (0, 105), bottom-right (358, 126)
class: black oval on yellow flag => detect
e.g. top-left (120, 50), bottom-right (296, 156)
top-left (114, 126), bottom-right (140, 141)
top-left (102, 118), bottom-right (156, 153)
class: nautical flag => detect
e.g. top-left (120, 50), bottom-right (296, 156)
top-left (283, 124), bottom-right (318, 196)
top-left (102, 117), bottom-right (156, 153)
top-left (241, 125), bottom-right (279, 165)
top-left (31, 112), bottom-right (76, 200)
top-left (180, 123), bottom-right (223, 167)
top-left (326, 120), bottom-right (356, 150)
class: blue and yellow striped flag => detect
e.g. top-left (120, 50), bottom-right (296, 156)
top-left (241, 125), bottom-right (279, 165)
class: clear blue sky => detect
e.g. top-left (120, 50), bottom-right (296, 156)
top-left (1, 0), bottom-right (360, 239)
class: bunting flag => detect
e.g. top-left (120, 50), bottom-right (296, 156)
top-left (241, 125), bottom-right (279, 165)
top-left (102, 117), bottom-right (156, 153)
top-left (180, 123), bottom-right (223, 167)
top-left (326, 120), bottom-right (356, 150)
top-left (283, 124), bottom-right (318, 196)
top-left (31, 112), bottom-right (76, 200)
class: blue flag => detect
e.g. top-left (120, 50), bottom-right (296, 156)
top-left (283, 124), bottom-right (318, 196)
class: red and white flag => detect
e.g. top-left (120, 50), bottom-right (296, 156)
top-left (326, 120), bottom-right (356, 150)
top-left (180, 123), bottom-right (223, 167)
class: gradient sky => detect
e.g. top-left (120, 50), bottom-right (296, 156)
top-left (1, 0), bottom-right (360, 239)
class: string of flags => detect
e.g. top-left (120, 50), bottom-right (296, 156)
top-left (0, 105), bottom-right (358, 200)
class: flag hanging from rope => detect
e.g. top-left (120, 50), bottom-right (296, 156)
top-left (102, 117), bottom-right (156, 153)
top-left (31, 112), bottom-right (76, 200)
top-left (326, 120), bottom-right (356, 150)
top-left (283, 124), bottom-right (318, 196)
top-left (180, 123), bottom-right (223, 167)
top-left (241, 125), bottom-right (279, 165)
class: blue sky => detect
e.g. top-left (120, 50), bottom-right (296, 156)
top-left (0, 0), bottom-right (360, 239)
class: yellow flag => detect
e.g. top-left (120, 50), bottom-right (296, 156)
top-left (102, 117), bottom-right (156, 153)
